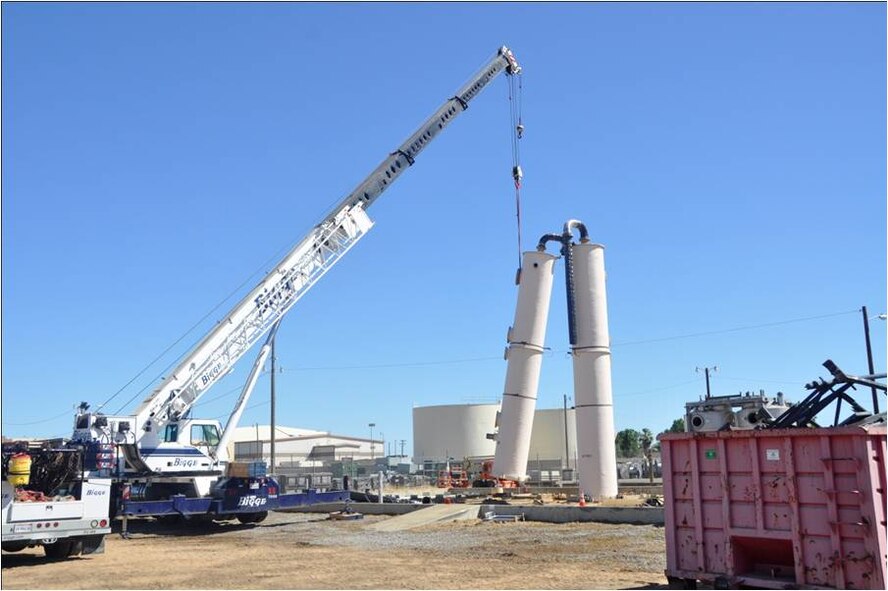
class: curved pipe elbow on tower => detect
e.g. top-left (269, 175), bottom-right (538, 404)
top-left (563, 219), bottom-right (590, 243)
top-left (536, 233), bottom-right (564, 252)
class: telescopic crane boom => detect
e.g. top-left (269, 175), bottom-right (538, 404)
top-left (74, 46), bottom-right (521, 479)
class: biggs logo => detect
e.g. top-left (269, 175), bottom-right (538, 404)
top-left (236, 495), bottom-right (267, 508)
top-left (200, 363), bottom-right (224, 386)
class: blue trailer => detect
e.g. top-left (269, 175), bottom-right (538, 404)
top-left (117, 476), bottom-right (348, 536)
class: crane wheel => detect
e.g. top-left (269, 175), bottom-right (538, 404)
top-left (236, 511), bottom-right (267, 524)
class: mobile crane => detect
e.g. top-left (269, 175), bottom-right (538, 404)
top-left (69, 46), bottom-right (522, 522)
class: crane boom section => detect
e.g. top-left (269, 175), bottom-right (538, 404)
top-left (135, 205), bottom-right (372, 432)
top-left (134, 46), bottom-right (521, 435)
top-left (325, 46), bottom-right (520, 216)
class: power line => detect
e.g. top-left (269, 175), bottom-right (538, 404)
top-left (718, 375), bottom-right (806, 387)
top-left (611, 309), bottom-right (858, 347)
top-left (617, 379), bottom-right (701, 398)
top-left (14, 307), bottom-right (856, 427)
top-left (2, 408), bottom-right (74, 426)
top-left (277, 309), bottom-right (858, 372)
top-left (280, 355), bottom-right (505, 372)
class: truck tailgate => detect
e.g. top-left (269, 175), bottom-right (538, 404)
top-left (8, 500), bottom-right (84, 521)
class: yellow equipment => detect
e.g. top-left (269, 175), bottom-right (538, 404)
top-left (7, 453), bottom-right (31, 487)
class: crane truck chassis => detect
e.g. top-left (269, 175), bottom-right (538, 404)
top-left (60, 46), bottom-right (522, 526)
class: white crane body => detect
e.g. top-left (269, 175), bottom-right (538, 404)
top-left (71, 48), bottom-right (521, 498)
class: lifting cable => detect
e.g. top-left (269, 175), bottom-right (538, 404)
top-left (508, 70), bottom-right (524, 270)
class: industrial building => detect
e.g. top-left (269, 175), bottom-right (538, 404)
top-left (412, 403), bottom-right (577, 482)
top-left (230, 424), bottom-right (379, 465)
top-left (229, 424), bottom-right (398, 489)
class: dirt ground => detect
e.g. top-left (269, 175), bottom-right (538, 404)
top-left (1, 511), bottom-right (669, 590)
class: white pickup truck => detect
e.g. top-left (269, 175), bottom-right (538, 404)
top-left (1, 445), bottom-right (112, 559)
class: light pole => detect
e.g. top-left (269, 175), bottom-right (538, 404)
top-left (270, 333), bottom-right (276, 474)
top-left (696, 366), bottom-right (718, 399)
top-left (368, 423), bottom-right (375, 460)
top-left (563, 394), bottom-right (571, 470)
top-left (863, 307), bottom-right (886, 414)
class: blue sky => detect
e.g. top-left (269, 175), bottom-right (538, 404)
top-left (2, 3), bottom-right (885, 453)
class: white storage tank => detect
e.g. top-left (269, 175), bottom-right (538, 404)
top-left (528, 407), bottom-right (577, 467)
top-left (412, 403), bottom-right (498, 466)
top-left (413, 404), bottom-right (578, 471)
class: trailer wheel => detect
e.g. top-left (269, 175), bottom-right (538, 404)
top-left (235, 511), bottom-right (268, 524)
top-left (44, 539), bottom-right (75, 559)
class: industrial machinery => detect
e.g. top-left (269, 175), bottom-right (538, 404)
top-left (472, 459), bottom-right (519, 489)
top-left (436, 468), bottom-right (469, 489)
top-left (67, 47), bottom-right (522, 519)
top-left (1, 441), bottom-right (112, 559)
top-left (685, 391), bottom-right (792, 433)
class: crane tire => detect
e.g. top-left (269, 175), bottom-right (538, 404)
top-left (235, 511), bottom-right (268, 524)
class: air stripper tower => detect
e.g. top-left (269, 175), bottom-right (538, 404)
top-left (491, 219), bottom-right (618, 499)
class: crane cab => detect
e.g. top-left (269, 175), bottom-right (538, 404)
top-left (139, 418), bottom-right (226, 474)
top-left (161, 419), bottom-right (225, 461)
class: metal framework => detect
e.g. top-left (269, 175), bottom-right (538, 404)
top-left (138, 205), bottom-right (373, 431)
top-left (769, 359), bottom-right (887, 429)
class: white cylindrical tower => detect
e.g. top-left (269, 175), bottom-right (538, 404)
top-left (571, 241), bottom-right (618, 499)
top-left (492, 250), bottom-right (557, 481)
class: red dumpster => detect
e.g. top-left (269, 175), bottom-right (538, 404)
top-left (661, 424), bottom-right (886, 589)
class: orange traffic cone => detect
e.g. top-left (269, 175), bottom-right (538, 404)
top-left (578, 490), bottom-right (587, 507)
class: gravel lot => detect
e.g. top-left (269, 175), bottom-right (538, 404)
top-left (1, 511), bottom-right (669, 589)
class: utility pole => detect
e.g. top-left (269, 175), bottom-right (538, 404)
top-left (862, 306), bottom-right (879, 413)
top-left (254, 423), bottom-right (259, 461)
top-left (368, 423), bottom-right (375, 460)
top-left (270, 334), bottom-right (276, 473)
top-left (563, 394), bottom-right (571, 470)
top-left (399, 439), bottom-right (406, 457)
top-left (696, 366), bottom-right (718, 399)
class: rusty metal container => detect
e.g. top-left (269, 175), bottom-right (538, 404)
top-left (661, 424), bottom-right (886, 589)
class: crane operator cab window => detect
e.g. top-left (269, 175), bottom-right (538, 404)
top-left (163, 424), bottom-right (179, 443)
top-left (191, 424), bottom-right (221, 448)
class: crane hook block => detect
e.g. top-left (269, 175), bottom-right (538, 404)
top-left (512, 165), bottom-right (523, 187)
top-left (516, 123), bottom-right (524, 139)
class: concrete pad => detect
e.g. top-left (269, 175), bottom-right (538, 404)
top-left (278, 502), bottom-right (424, 516)
top-left (478, 504), bottom-right (664, 526)
top-left (365, 504), bottom-right (476, 532)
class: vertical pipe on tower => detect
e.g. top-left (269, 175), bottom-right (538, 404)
top-left (492, 250), bottom-right (557, 482)
top-left (570, 241), bottom-right (618, 499)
